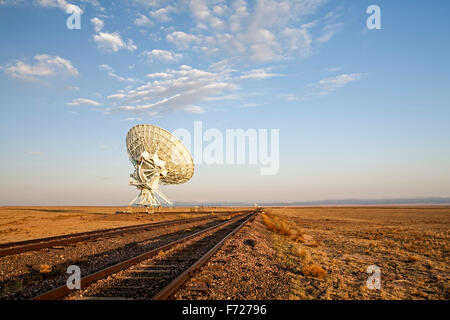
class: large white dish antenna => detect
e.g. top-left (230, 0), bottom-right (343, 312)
top-left (126, 124), bottom-right (194, 208)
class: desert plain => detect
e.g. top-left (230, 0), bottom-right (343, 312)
top-left (0, 206), bottom-right (448, 299)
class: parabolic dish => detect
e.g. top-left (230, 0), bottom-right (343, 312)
top-left (126, 124), bottom-right (194, 185)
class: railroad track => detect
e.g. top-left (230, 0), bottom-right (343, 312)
top-left (0, 210), bottom-right (253, 258)
top-left (33, 209), bottom-right (260, 300)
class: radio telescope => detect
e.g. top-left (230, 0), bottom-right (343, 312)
top-left (126, 124), bottom-right (194, 208)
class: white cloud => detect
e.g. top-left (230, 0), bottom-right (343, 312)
top-left (282, 73), bottom-right (362, 101)
top-left (36, 0), bottom-right (103, 12)
top-left (99, 64), bottom-right (139, 82)
top-left (14, 1), bottom-right (337, 64)
top-left (35, 0), bottom-right (80, 12)
top-left (64, 85), bottom-right (79, 91)
top-left (189, 0), bottom-right (225, 30)
top-left (141, 49), bottom-right (182, 63)
top-left (91, 17), bottom-right (104, 32)
top-left (240, 68), bottom-right (280, 80)
top-left (279, 26), bottom-right (313, 58)
top-left (58, 1), bottom-right (348, 116)
top-left (146, 72), bottom-right (173, 79)
top-left (93, 32), bottom-right (137, 53)
top-left (4, 54), bottom-right (78, 81)
top-left (184, 105), bottom-right (204, 113)
top-left (134, 14), bottom-right (153, 27)
top-left (149, 5), bottom-right (175, 22)
top-left (229, 0), bottom-right (249, 33)
top-left (131, 0), bottom-right (166, 8)
top-left (212, 4), bottom-right (227, 16)
top-left (317, 21), bottom-right (343, 43)
top-left (166, 31), bottom-right (201, 48)
top-left (107, 64), bottom-right (236, 115)
top-left (208, 59), bottom-right (236, 72)
top-left (304, 73), bottom-right (362, 98)
top-left (0, 0), bottom-right (25, 4)
top-left (107, 93), bottom-right (126, 100)
top-left (2, 0), bottom-right (102, 12)
top-left (80, 0), bottom-right (104, 12)
top-left (66, 98), bottom-right (101, 106)
top-left (158, 0), bottom-right (334, 63)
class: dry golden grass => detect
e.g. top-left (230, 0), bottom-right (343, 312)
top-left (301, 264), bottom-right (326, 279)
top-left (39, 264), bottom-right (52, 274)
top-left (261, 214), bottom-right (292, 237)
top-left (290, 234), bottom-right (305, 243)
top-left (406, 255), bottom-right (419, 263)
top-left (261, 206), bottom-right (450, 300)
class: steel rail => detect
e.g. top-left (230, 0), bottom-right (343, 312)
top-left (0, 218), bottom-right (197, 249)
top-left (0, 210), bottom-right (252, 250)
top-left (32, 211), bottom-right (256, 300)
top-left (151, 212), bottom-right (257, 300)
top-left (0, 212), bottom-right (252, 257)
top-left (129, 210), bottom-right (252, 215)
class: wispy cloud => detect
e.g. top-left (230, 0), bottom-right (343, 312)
top-left (91, 17), bottom-right (104, 32)
top-left (284, 73), bottom-right (362, 101)
top-left (184, 105), bottom-right (205, 114)
top-left (98, 64), bottom-right (139, 83)
top-left (107, 64), bottom-right (236, 115)
top-left (149, 5), bottom-right (175, 22)
top-left (66, 98), bottom-right (101, 106)
top-left (141, 49), bottom-right (182, 63)
top-left (2, 0), bottom-right (104, 12)
top-left (240, 68), bottom-right (281, 80)
top-left (107, 93), bottom-right (126, 100)
top-left (305, 73), bottom-right (362, 97)
top-left (4, 1), bottom-right (348, 118)
top-left (35, 0), bottom-right (82, 13)
top-left (64, 85), bottom-right (79, 91)
top-left (80, 0), bottom-right (104, 12)
top-left (146, 72), bottom-right (174, 79)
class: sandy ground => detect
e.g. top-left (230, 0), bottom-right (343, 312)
top-left (0, 206), bottom-right (245, 243)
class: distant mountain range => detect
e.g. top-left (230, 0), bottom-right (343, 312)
top-left (172, 197), bottom-right (450, 207)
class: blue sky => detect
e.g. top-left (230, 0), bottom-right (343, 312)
top-left (0, 0), bottom-right (449, 205)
